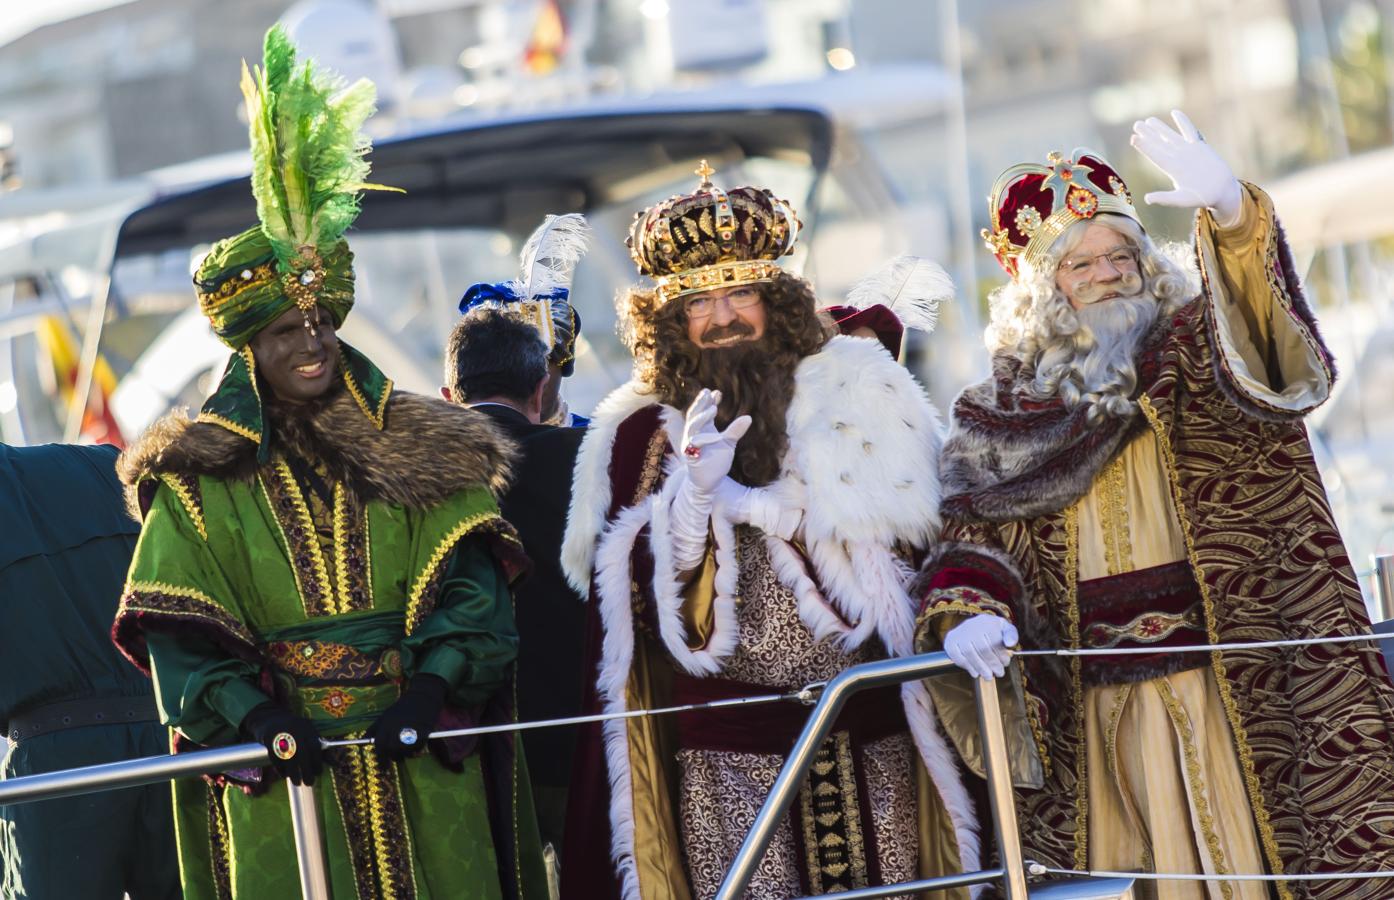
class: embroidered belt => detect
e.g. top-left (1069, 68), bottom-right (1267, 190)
top-left (6, 695), bottom-right (159, 742)
top-left (1077, 560), bottom-right (1208, 686)
top-left (265, 639), bottom-right (404, 684)
top-left (670, 674), bottom-right (907, 755)
top-left (266, 640), bottom-right (406, 725)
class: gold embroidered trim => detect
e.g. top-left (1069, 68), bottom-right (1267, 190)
top-left (260, 461), bottom-right (335, 618)
top-left (205, 782), bottom-right (234, 900)
top-left (1019, 667), bottom-right (1053, 777)
top-left (636, 426), bottom-right (669, 502)
top-left (158, 473), bottom-right (207, 540)
top-left (1096, 453), bottom-right (1132, 576)
top-left (1064, 501), bottom-right (1088, 871)
top-left (834, 732), bottom-right (869, 888)
top-left (404, 511), bottom-right (502, 634)
top-left (332, 483), bottom-right (351, 616)
top-left (1103, 683), bottom-right (1131, 781)
top-left (921, 587), bottom-right (1015, 624)
top-left (1154, 677), bottom-right (1235, 900)
top-left (1139, 393), bottom-right (1290, 900)
top-left (196, 411), bottom-right (260, 443)
top-left (1083, 604), bottom-right (1204, 649)
top-left (344, 366), bottom-right (392, 431)
top-left (359, 747), bottom-right (417, 899)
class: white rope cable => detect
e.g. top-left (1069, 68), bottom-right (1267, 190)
top-left (1028, 862), bottom-right (1394, 883)
top-left (320, 682), bottom-right (825, 749)
top-left (318, 633), bottom-right (1390, 748)
top-left (1014, 631), bottom-right (1387, 658)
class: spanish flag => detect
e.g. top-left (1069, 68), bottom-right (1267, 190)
top-left (36, 315), bottom-right (125, 447)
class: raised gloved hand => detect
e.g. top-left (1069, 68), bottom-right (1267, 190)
top-left (678, 389), bottom-right (752, 493)
top-left (242, 702), bottom-right (324, 786)
top-left (1131, 110), bottom-right (1243, 228)
top-left (714, 478), bottom-right (803, 541)
top-left (368, 674), bottom-right (448, 762)
top-left (943, 614), bottom-right (1019, 681)
top-left (668, 389), bottom-right (754, 572)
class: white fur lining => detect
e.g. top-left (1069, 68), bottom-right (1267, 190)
top-left (584, 336), bottom-right (979, 887)
top-left (562, 380), bottom-right (656, 595)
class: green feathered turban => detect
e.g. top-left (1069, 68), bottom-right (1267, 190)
top-left (192, 25), bottom-right (399, 460)
top-left (195, 229), bottom-right (355, 351)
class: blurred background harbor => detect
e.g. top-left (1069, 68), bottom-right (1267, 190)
top-left (0, 0), bottom-right (1392, 600)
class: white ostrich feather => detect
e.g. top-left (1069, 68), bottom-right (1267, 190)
top-left (844, 255), bottom-right (955, 334)
top-left (519, 213), bottom-right (592, 300)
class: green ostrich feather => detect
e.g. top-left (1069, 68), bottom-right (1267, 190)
top-left (240, 25), bottom-right (401, 273)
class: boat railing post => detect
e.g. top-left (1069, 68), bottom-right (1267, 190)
top-left (974, 675), bottom-right (1029, 899)
top-left (287, 779), bottom-right (332, 900)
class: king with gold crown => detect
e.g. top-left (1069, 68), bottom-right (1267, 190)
top-left (914, 111), bottom-right (1394, 896)
top-left (558, 163), bottom-right (976, 899)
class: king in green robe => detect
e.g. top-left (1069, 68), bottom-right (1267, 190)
top-left (110, 26), bottom-right (546, 900)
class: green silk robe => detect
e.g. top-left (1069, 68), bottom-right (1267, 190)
top-left (114, 391), bottom-right (547, 900)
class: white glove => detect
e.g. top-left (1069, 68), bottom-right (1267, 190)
top-left (714, 478), bottom-right (803, 541)
top-left (1130, 110), bottom-right (1244, 229)
top-left (943, 614), bottom-right (1019, 680)
top-left (677, 389), bottom-right (752, 494)
top-left (668, 390), bottom-right (753, 572)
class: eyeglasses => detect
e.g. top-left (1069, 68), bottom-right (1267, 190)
top-left (1057, 246), bottom-right (1139, 278)
top-left (684, 286), bottom-right (763, 318)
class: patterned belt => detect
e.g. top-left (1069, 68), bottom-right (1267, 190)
top-left (6, 695), bottom-right (159, 742)
top-left (1077, 560), bottom-right (1208, 685)
top-left (265, 640), bottom-right (405, 723)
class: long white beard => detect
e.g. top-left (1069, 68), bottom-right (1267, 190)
top-left (1036, 292), bottom-right (1160, 418)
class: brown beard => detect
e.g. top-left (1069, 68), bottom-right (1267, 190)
top-left (623, 272), bottom-right (834, 486)
top-left (678, 338), bottom-right (799, 486)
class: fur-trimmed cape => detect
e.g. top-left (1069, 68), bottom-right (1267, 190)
top-left (118, 386), bottom-right (515, 515)
top-left (561, 335), bottom-right (982, 899)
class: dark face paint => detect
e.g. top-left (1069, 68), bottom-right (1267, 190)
top-left (249, 305), bottom-right (341, 403)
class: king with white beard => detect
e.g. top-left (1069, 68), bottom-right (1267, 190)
top-left (913, 112), bottom-right (1394, 898)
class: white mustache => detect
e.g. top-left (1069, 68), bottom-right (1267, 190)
top-left (1073, 271), bottom-right (1144, 305)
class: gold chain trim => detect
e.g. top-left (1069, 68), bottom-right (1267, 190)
top-left (344, 366), bottom-right (392, 431)
top-left (1103, 683), bottom-right (1131, 782)
top-left (196, 411), bottom-right (260, 443)
top-left (1154, 677), bottom-right (1235, 900)
top-left (1064, 501), bottom-right (1088, 871)
top-left (1096, 453), bottom-right (1133, 576)
top-left (404, 511), bottom-right (502, 634)
top-left (159, 473), bottom-right (207, 540)
top-left (1139, 393), bottom-right (1290, 900)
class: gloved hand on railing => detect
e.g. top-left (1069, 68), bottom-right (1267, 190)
top-left (242, 702), bottom-right (324, 786)
top-left (669, 389), bottom-right (752, 572)
top-left (368, 673), bottom-right (448, 762)
top-left (944, 614), bottom-right (1019, 680)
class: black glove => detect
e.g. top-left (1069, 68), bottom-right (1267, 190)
top-left (368, 674), bottom-right (448, 762)
top-left (242, 703), bottom-right (324, 786)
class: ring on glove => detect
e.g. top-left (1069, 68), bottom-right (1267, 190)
top-left (683, 443), bottom-right (701, 459)
top-left (398, 728), bottom-right (418, 746)
top-left (272, 732), bottom-right (297, 760)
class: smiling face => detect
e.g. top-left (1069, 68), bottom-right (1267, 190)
top-left (248, 305), bottom-right (340, 403)
top-left (683, 284), bottom-right (768, 348)
top-left (1053, 222), bottom-right (1143, 311)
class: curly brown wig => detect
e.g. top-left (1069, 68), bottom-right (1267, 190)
top-left (618, 270), bottom-right (833, 485)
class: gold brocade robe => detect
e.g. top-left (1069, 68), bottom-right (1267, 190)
top-left (917, 185), bottom-right (1394, 900)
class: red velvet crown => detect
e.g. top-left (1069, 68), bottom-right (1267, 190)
top-left (982, 148), bottom-right (1138, 280)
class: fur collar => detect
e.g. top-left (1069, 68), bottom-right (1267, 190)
top-left (938, 311), bottom-right (1175, 523)
top-left (118, 387), bottom-right (514, 510)
top-left (563, 334), bottom-right (943, 593)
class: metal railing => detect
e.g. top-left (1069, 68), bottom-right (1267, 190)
top-left (0, 740), bottom-right (333, 900)
top-left (0, 652), bottom-right (1138, 900)
top-left (714, 651), bottom-right (1136, 900)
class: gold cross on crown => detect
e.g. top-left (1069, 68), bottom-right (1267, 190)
top-left (695, 159), bottom-right (715, 188)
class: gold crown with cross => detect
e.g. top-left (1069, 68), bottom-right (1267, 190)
top-left (626, 160), bottom-right (802, 304)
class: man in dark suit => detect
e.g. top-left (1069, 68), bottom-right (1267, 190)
top-left (442, 309), bottom-right (586, 863)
